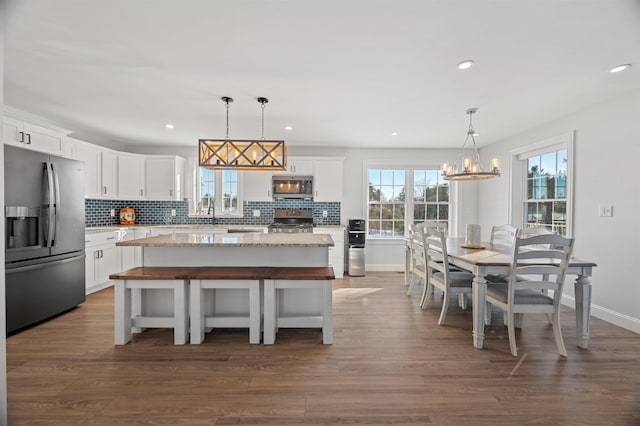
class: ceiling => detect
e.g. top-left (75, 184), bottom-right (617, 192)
top-left (4, 0), bottom-right (640, 150)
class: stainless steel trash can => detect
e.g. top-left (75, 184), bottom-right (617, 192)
top-left (348, 246), bottom-right (365, 276)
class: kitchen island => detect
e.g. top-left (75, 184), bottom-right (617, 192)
top-left (116, 232), bottom-right (335, 342)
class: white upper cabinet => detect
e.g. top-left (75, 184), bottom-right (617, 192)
top-left (118, 153), bottom-right (146, 199)
top-left (313, 158), bottom-right (344, 202)
top-left (73, 139), bottom-right (118, 198)
top-left (73, 140), bottom-right (102, 198)
top-left (145, 156), bottom-right (185, 200)
top-left (242, 170), bottom-right (272, 201)
top-left (286, 157), bottom-right (313, 175)
top-left (242, 156), bottom-right (344, 202)
top-left (101, 150), bottom-right (118, 198)
top-left (2, 113), bottom-right (69, 156)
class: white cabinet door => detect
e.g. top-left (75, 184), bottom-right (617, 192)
top-left (96, 245), bottom-right (117, 284)
top-left (314, 158), bottom-right (344, 202)
top-left (101, 150), bottom-right (118, 198)
top-left (85, 247), bottom-right (98, 292)
top-left (242, 171), bottom-right (272, 201)
top-left (74, 141), bottom-right (102, 198)
top-left (145, 156), bottom-right (185, 200)
top-left (2, 116), bottom-right (64, 155)
top-left (314, 228), bottom-right (345, 278)
top-left (118, 153), bottom-right (146, 199)
top-left (24, 122), bottom-right (64, 155)
top-left (2, 116), bottom-right (24, 148)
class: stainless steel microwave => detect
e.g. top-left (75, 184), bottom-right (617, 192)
top-left (272, 175), bottom-right (314, 199)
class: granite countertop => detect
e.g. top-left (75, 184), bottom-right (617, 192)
top-left (86, 224), bottom-right (344, 233)
top-left (116, 232), bottom-right (335, 247)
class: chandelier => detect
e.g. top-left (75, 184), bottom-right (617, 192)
top-left (441, 108), bottom-right (500, 181)
top-left (198, 96), bottom-right (287, 170)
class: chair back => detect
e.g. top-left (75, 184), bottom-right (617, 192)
top-left (517, 225), bottom-right (554, 237)
top-left (508, 234), bottom-right (574, 303)
top-left (490, 224), bottom-right (517, 248)
top-left (409, 224), bottom-right (427, 270)
top-left (423, 225), bottom-right (451, 284)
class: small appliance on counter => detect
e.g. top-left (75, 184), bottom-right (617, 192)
top-left (119, 207), bottom-right (136, 225)
top-left (348, 219), bottom-right (366, 276)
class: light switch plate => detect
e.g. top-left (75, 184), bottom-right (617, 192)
top-left (110, 209), bottom-right (115, 217)
top-left (322, 210), bottom-right (328, 218)
top-left (599, 205), bottom-right (613, 217)
top-left (253, 209), bottom-right (261, 217)
top-left (171, 209), bottom-right (177, 217)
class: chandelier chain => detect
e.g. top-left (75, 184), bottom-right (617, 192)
top-left (261, 101), bottom-right (265, 140)
top-left (225, 99), bottom-right (230, 139)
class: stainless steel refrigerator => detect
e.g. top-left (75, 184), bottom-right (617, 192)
top-left (4, 145), bottom-right (86, 334)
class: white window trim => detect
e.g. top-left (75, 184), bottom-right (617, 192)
top-left (363, 160), bottom-right (457, 240)
top-left (187, 157), bottom-right (244, 218)
top-left (508, 131), bottom-right (574, 237)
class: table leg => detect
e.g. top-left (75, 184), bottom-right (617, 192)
top-left (575, 273), bottom-right (592, 349)
top-left (472, 273), bottom-right (487, 349)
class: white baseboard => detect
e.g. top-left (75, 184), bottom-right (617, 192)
top-left (562, 294), bottom-right (640, 334)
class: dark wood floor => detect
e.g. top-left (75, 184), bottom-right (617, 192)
top-left (6, 272), bottom-right (640, 425)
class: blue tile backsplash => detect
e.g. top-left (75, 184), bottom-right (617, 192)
top-left (85, 199), bottom-right (341, 227)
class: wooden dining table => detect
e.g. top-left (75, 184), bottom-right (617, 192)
top-left (404, 237), bottom-right (597, 350)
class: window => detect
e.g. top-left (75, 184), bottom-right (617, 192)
top-left (524, 149), bottom-right (568, 235)
top-left (511, 131), bottom-right (573, 236)
top-left (190, 161), bottom-right (242, 217)
top-left (367, 167), bottom-right (449, 238)
top-left (412, 169), bottom-right (449, 225)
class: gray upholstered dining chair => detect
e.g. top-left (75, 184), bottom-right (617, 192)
top-left (485, 233), bottom-right (574, 357)
top-left (420, 224), bottom-right (474, 324)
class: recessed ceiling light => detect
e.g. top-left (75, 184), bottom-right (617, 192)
top-left (610, 64), bottom-right (631, 73)
top-left (391, 132), bottom-right (399, 136)
top-left (285, 126), bottom-right (293, 131)
top-left (165, 123), bottom-right (175, 129)
top-left (457, 60), bottom-right (475, 70)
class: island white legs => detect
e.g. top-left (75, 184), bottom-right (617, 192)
top-left (115, 279), bottom-right (189, 345)
top-left (263, 279), bottom-right (333, 345)
top-left (189, 279), bottom-right (262, 344)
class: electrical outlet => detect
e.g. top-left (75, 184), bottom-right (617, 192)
top-left (171, 209), bottom-right (177, 217)
top-left (110, 209), bottom-right (115, 217)
top-left (599, 205), bottom-right (613, 217)
top-left (253, 209), bottom-right (261, 217)
top-left (322, 210), bottom-right (328, 218)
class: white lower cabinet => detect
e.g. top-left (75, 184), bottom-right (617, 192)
top-left (85, 231), bottom-right (119, 295)
top-left (314, 227), bottom-right (344, 278)
top-left (118, 228), bottom-right (151, 270)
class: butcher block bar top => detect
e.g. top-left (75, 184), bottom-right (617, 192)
top-left (116, 232), bottom-right (335, 248)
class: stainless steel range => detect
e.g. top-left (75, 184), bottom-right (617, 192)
top-left (268, 209), bottom-right (314, 233)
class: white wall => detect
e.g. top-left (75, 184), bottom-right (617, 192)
top-left (478, 90), bottom-right (640, 333)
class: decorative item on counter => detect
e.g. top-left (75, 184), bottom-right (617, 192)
top-left (463, 224), bottom-right (484, 249)
top-left (119, 207), bottom-right (136, 225)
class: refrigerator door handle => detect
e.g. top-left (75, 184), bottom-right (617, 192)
top-left (44, 162), bottom-right (55, 248)
top-left (5, 254), bottom-right (86, 274)
top-left (51, 162), bottom-right (61, 246)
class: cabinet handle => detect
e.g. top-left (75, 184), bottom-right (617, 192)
top-left (100, 250), bottom-right (103, 258)
top-left (169, 189), bottom-right (173, 197)
top-left (140, 189), bottom-right (144, 196)
top-left (18, 131), bottom-right (24, 143)
top-left (103, 186), bottom-right (107, 195)
top-left (106, 237), bottom-right (116, 240)
top-left (315, 190), bottom-right (318, 197)
top-left (25, 133), bottom-right (31, 145)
